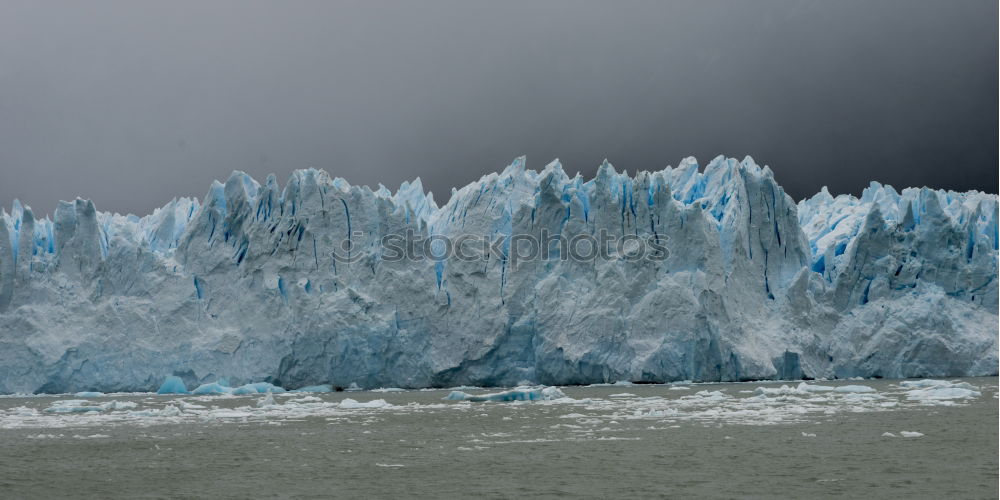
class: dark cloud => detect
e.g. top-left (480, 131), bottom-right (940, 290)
top-left (1, 0), bottom-right (996, 216)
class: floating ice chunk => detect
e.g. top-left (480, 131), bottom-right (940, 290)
top-left (231, 382), bottom-right (285, 395)
top-left (191, 382), bottom-right (233, 395)
top-left (257, 392), bottom-right (276, 408)
top-left (754, 385), bottom-right (805, 396)
top-left (900, 379), bottom-right (980, 402)
top-left (372, 387), bottom-right (406, 392)
top-left (346, 382), bottom-right (363, 392)
top-left (72, 434), bottom-right (110, 439)
top-left (158, 405), bottom-right (183, 417)
top-left (9, 406), bottom-right (37, 416)
top-left (376, 463), bottom-right (405, 468)
top-left (906, 387), bottom-right (981, 401)
top-left (443, 386), bottom-right (567, 402)
top-left (74, 391), bottom-right (104, 397)
top-left (634, 408), bottom-right (674, 418)
top-left (129, 405), bottom-right (182, 417)
top-left (609, 393), bottom-right (637, 398)
top-left (899, 379), bottom-right (975, 390)
top-left (801, 432), bottom-right (817, 437)
top-left (797, 382), bottom-right (835, 392)
top-left (900, 431), bottom-right (924, 438)
top-left (156, 376), bottom-right (190, 395)
top-left (287, 395), bottom-right (322, 403)
top-left (668, 386), bottom-right (690, 391)
top-left (290, 384), bottom-right (333, 393)
top-left (834, 385), bottom-right (875, 393)
top-left (691, 390), bottom-right (728, 401)
top-left (101, 400), bottom-right (137, 410)
top-left (338, 398), bottom-right (389, 409)
top-left (881, 432), bottom-right (897, 437)
top-left (43, 400), bottom-right (105, 413)
top-left (41, 399), bottom-right (135, 414)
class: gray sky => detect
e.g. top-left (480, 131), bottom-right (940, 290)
top-left (1, 0), bottom-right (996, 217)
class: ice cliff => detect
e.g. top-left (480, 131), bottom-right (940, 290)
top-left (0, 156), bottom-right (996, 393)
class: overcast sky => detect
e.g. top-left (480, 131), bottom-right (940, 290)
top-left (1, 0), bottom-right (996, 216)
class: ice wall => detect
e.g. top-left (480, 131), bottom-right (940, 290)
top-left (0, 156), bottom-right (996, 393)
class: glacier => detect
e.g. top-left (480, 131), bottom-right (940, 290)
top-left (0, 156), bottom-right (996, 393)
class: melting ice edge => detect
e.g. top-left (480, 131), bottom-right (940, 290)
top-left (0, 156), bottom-right (996, 393)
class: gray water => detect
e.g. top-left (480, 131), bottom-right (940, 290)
top-left (0, 377), bottom-right (996, 499)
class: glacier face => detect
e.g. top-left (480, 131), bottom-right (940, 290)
top-left (0, 156), bottom-right (996, 393)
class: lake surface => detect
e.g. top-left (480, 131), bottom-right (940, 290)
top-left (0, 377), bottom-right (996, 499)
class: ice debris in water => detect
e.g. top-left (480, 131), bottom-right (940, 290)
top-left (899, 431), bottom-right (924, 438)
top-left (444, 386), bottom-right (567, 402)
top-left (74, 392), bottom-right (104, 397)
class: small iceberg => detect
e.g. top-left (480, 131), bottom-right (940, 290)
top-left (443, 386), bottom-right (567, 402)
top-left (129, 405), bottom-right (183, 417)
top-left (157, 376), bottom-right (190, 395)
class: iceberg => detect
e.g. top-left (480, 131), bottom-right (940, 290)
top-left (0, 156), bottom-right (996, 393)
